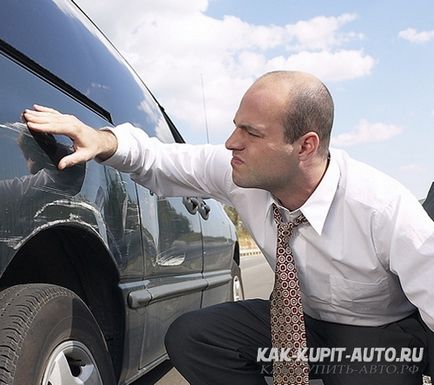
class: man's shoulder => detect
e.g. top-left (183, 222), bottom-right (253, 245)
top-left (332, 148), bottom-right (415, 211)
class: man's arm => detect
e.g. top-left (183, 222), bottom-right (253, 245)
top-left (23, 105), bottom-right (235, 205)
top-left (23, 105), bottom-right (118, 168)
top-left (374, 188), bottom-right (434, 331)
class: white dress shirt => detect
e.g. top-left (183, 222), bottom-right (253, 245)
top-left (102, 123), bottom-right (434, 330)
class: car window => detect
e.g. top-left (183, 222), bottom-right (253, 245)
top-left (0, 0), bottom-right (175, 143)
top-left (0, 51), bottom-right (108, 147)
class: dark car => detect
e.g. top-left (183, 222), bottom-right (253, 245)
top-left (0, 1), bottom-right (243, 384)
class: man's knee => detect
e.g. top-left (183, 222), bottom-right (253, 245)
top-left (165, 310), bottom-right (202, 360)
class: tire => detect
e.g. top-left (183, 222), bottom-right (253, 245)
top-left (0, 284), bottom-right (115, 385)
top-left (231, 263), bottom-right (245, 301)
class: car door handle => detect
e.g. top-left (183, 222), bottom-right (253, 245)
top-left (182, 196), bottom-right (199, 215)
top-left (198, 199), bottom-right (211, 220)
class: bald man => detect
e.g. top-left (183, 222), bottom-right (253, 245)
top-left (24, 71), bottom-right (434, 385)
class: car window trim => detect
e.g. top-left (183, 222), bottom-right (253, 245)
top-left (142, 84), bottom-right (185, 144)
top-left (0, 38), bottom-right (113, 124)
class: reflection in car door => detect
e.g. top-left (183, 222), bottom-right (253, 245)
top-left (200, 199), bottom-right (236, 307)
top-left (136, 188), bottom-right (205, 368)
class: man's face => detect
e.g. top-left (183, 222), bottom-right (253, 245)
top-left (225, 84), bottom-right (299, 192)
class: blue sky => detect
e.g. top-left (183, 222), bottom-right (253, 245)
top-left (76, 0), bottom-right (434, 198)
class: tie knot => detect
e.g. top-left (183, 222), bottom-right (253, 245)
top-left (272, 203), bottom-right (307, 231)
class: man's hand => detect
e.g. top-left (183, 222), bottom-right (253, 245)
top-left (23, 105), bottom-right (118, 170)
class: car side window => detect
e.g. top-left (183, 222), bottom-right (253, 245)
top-left (0, 0), bottom-right (175, 142)
top-left (0, 51), bottom-right (108, 207)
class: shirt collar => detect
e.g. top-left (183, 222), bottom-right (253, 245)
top-left (267, 150), bottom-right (341, 236)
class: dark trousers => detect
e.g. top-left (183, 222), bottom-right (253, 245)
top-left (165, 299), bottom-right (434, 385)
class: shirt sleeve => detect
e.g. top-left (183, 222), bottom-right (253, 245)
top-left (99, 123), bottom-right (235, 206)
top-left (374, 187), bottom-right (434, 331)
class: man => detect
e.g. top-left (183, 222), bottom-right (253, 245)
top-left (24, 71), bottom-right (434, 385)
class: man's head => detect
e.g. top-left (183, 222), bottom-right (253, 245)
top-left (225, 71), bottom-right (334, 202)
top-left (251, 71), bottom-right (333, 157)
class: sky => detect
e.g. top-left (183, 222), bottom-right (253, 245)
top-left (74, 0), bottom-right (434, 199)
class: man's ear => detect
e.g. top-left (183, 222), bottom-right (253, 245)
top-left (298, 132), bottom-right (320, 161)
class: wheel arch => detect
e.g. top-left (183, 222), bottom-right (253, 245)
top-left (0, 224), bottom-right (125, 380)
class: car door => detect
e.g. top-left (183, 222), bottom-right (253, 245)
top-left (133, 122), bottom-right (206, 368)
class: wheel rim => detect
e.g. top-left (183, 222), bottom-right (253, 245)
top-left (42, 341), bottom-right (103, 385)
top-left (232, 275), bottom-right (243, 301)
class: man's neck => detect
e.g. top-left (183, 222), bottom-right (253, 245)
top-left (274, 156), bottom-right (330, 211)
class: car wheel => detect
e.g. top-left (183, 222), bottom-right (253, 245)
top-left (0, 284), bottom-right (115, 385)
top-left (231, 264), bottom-right (245, 301)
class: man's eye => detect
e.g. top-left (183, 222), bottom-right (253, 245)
top-left (248, 131), bottom-right (260, 137)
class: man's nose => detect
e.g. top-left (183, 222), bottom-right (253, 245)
top-left (225, 128), bottom-right (243, 151)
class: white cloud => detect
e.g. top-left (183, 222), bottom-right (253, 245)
top-left (265, 50), bottom-right (375, 82)
top-left (399, 28), bottom-right (434, 44)
top-left (286, 14), bottom-right (364, 51)
top-left (75, 0), bottom-right (375, 143)
top-left (332, 120), bottom-right (403, 147)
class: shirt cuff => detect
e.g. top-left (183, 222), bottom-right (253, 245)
top-left (97, 123), bottom-right (135, 167)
